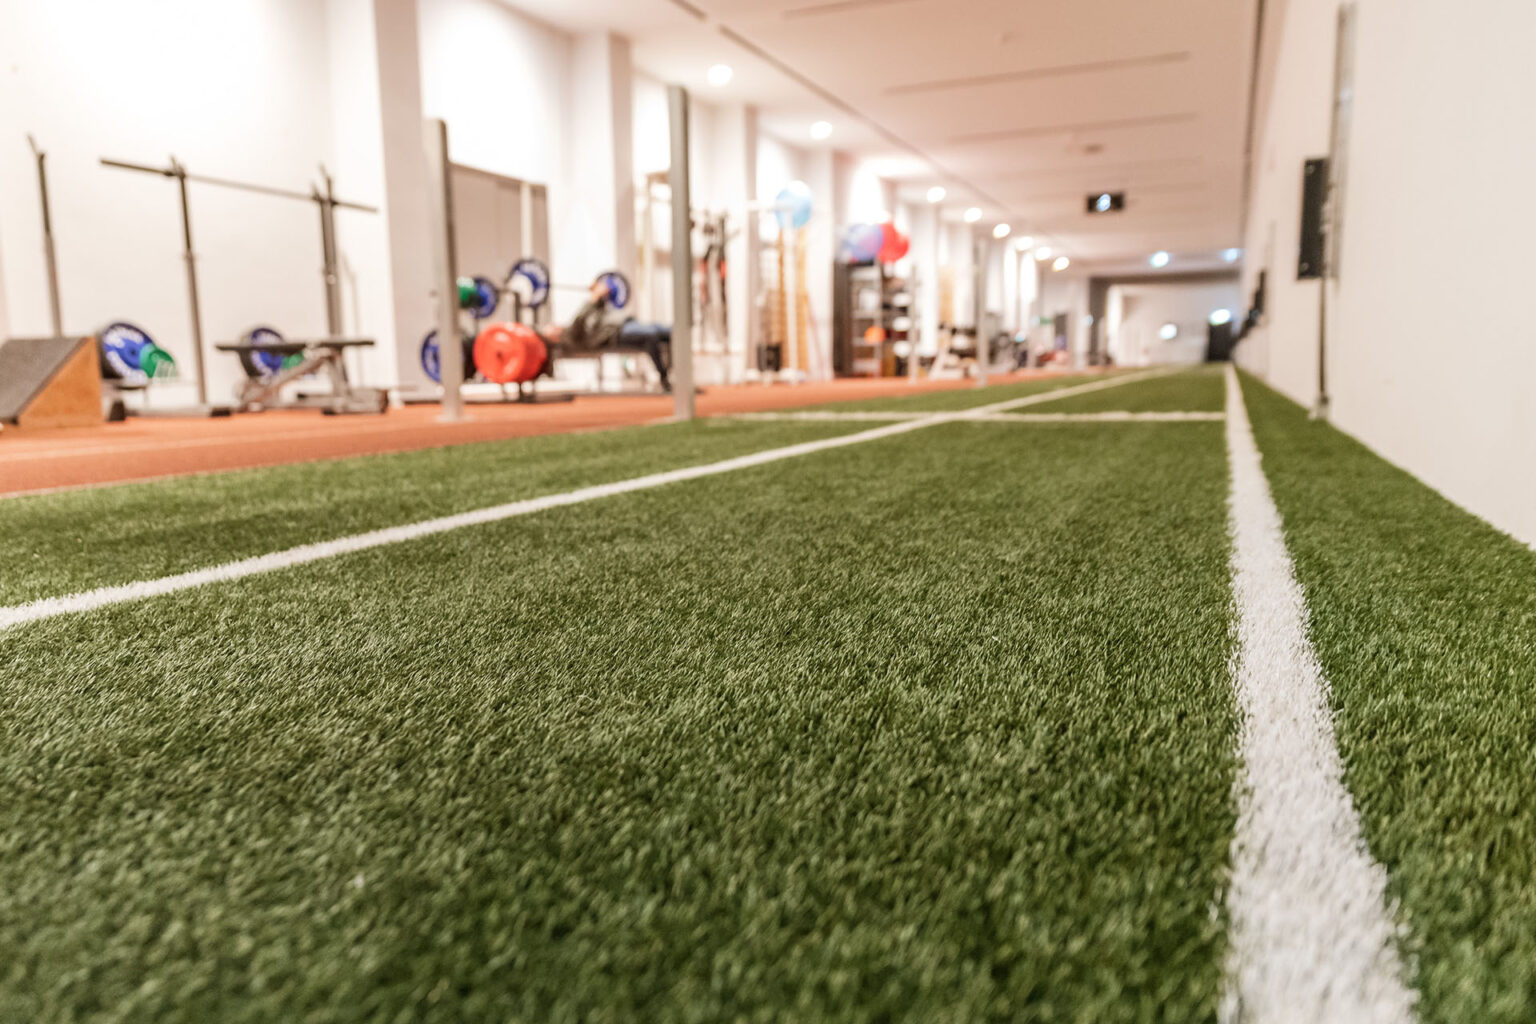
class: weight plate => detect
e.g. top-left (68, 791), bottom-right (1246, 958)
top-left (506, 257), bottom-right (551, 311)
top-left (237, 326), bottom-right (287, 379)
top-left (139, 344), bottom-right (177, 379)
top-left (594, 270), bottom-right (631, 310)
top-left (419, 329), bottom-right (477, 384)
top-left (470, 276), bottom-right (500, 319)
top-left (98, 321), bottom-right (154, 380)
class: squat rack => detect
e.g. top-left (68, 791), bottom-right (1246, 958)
top-left (99, 154), bottom-right (377, 406)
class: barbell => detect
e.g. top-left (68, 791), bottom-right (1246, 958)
top-left (504, 258), bottom-right (631, 312)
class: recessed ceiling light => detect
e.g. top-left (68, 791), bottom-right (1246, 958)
top-left (1209, 309), bottom-right (1233, 326)
top-left (1013, 235), bottom-right (1033, 251)
top-left (1052, 255), bottom-right (1070, 271)
top-left (1223, 247), bottom-right (1242, 263)
top-left (1034, 246), bottom-right (1053, 260)
top-left (1150, 250), bottom-right (1171, 268)
top-left (963, 207), bottom-right (982, 223)
top-left (992, 223), bottom-right (1011, 239)
top-left (1159, 322), bottom-right (1179, 340)
top-left (810, 120), bottom-right (833, 140)
top-left (926, 186), bottom-right (946, 203)
top-left (707, 64), bottom-right (733, 87)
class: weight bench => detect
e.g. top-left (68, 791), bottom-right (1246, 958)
top-left (216, 337), bottom-right (387, 415)
top-left (546, 341), bottom-right (671, 395)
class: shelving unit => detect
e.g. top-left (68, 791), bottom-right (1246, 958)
top-left (833, 261), bottom-right (911, 377)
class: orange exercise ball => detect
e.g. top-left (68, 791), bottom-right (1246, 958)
top-left (864, 325), bottom-right (887, 344)
top-left (473, 322), bottom-right (547, 383)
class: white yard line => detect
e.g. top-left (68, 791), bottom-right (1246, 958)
top-left (1219, 364), bottom-right (1415, 1023)
top-left (0, 370), bottom-right (1164, 631)
top-left (727, 410), bottom-right (933, 422)
top-left (731, 409), bottom-right (1223, 423)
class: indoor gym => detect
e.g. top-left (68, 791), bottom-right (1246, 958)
top-left (1, 1), bottom-right (1533, 1022)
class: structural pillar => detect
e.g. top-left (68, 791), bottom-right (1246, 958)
top-left (667, 84), bottom-right (695, 420)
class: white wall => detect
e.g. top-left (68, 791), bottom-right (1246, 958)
top-left (416, 0), bottom-right (568, 187)
top-left (0, 0), bottom-right (369, 403)
top-left (1240, 0), bottom-right (1536, 545)
top-left (1109, 280), bottom-right (1240, 366)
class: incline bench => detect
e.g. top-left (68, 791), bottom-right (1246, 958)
top-left (216, 337), bottom-right (387, 415)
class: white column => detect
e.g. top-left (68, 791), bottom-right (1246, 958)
top-left (802, 147), bottom-right (835, 379)
top-left (557, 32), bottom-right (636, 323)
top-left (714, 103), bottom-right (758, 381)
top-left (324, 0), bottom-right (435, 390)
top-left (918, 203), bottom-right (940, 358)
top-left (1002, 243), bottom-right (1019, 338)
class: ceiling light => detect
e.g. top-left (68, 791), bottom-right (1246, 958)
top-left (1150, 250), bottom-right (1171, 268)
top-left (1159, 322), bottom-right (1179, 340)
top-left (1034, 246), bottom-right (1053, 260)
top-left (810, 120), bottom-right (833, 140)
top-left (993, 223), bottom-right (1011, 239)
top-left (1209, 309), bottom-right (1233, 326)
top-left (707, 64), bottom-right (733, 87)
top-left (1223, 247), bottom-right (1242, 263)
top-left (1013, 235), bottom-right (1033, 251)
top-left (1052, 256), bottom-right (1070, 271)
top-left (926, 185), bottom-right (946, 203)
top-left (963, 207), bottom-right (982, 223)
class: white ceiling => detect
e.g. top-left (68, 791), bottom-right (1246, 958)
top-left (499, 0), bottom-right (1257, 271)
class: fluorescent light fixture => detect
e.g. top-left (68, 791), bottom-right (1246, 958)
top-left (810, 120), bottom-right (833, 140)
top-left (707, 64), bottom-right (733, 87)
top-left (1159, 322), bottom-right (1178, 340)
top-left (1223, 247), bottom-right (1242, 263)
top-left (1150, 250), bottom-right (1171, 268)
top-left (1209, 308), bottom-right (1233, 326)
top-left (926, 185), bottom-right (946, 203)
top-left (1052, 256), bottom-right (1070, 271)
top-left (1034, 246), bottom-right (1053, 260)
top-left (993, 223), bottom-right (1011, 239)
top-left (963, 207), bottom-right (982, 223)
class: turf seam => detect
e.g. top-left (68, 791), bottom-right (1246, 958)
top-left (1218, 364), bottom-right (1416, 1023)
top-left (0, 370), bottom-right (1167, 632)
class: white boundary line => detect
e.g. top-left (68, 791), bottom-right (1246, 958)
top-left (731, 410), bottom-right (1223, 423)
top-left (1220, 364), bottom-right (1415, 1023)
top-left (0, 370), bottom-right (1166, 632)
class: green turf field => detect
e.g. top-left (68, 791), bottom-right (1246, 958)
top-left (806, 371), bottom-right (1102, 412)
top-left (1, 366), bottom-right (1532, 1022)
top-left (1026, 365), bottom-right (1224, 414)
top-left (1242, 373), bottom-right (1536, 1024)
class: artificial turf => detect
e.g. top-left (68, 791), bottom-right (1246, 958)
top-left (0, 419), bottom-right (867, 607)
top-left (1241, 373), bottom-right (1536, 1023)
top-left (1024, 366), bottom-right (1224, 414)
top-left (805, 371), bottom-right (1100, 413)
top-left (0, 419), bottom-right (1238, 1022)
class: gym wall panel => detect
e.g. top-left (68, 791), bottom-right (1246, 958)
top-left (0, 0), bottom-right (370, 403)
top-left (1240, 0), bottom-right (1536, 546)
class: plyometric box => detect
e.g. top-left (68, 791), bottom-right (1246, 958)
top-left (0, 336), bottom-right (103, 429)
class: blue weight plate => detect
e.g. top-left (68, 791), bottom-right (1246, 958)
top-left (98, 321), bottom-right (153, 379)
